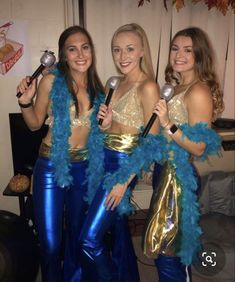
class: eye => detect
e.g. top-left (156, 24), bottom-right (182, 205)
top-left (127, 47), bottom-right (134, 52)
top-left (82, 44), bottom-right (91, 50)
top-left (112, 47), bottom-right (120, 53)
top-left (67, 46), bottom-right (76, 52)
top-left (185, 48), bottom-right (193, 53)
top-left (171, 46), bottom-right (178, 52)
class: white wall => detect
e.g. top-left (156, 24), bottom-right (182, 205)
top-left (0, 0), bottom-right (65, 214)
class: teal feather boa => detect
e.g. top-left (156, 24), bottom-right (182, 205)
top-left (50, 67), bottom-right (72, 187)
top-left (86, 94), bottom-right (105, 201)
top-left (87, 115), bottom-right (166, 215)
top-left (167, 122), bottom-right (221, 265)
top-left (102, 134), bottom-right (166, 215)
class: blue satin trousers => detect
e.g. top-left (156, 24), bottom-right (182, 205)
top-left (79, 148), bottom-right (140, 282)
top-left (33, 156), bottom-right (88, 282)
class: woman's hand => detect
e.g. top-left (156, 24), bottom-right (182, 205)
top-left (97, 103), bottom-right (113, 130)
top-left (104, 183), bottom-right (128, 210)
top-left (153, 99), bottom-right (170, 128)
top-left (17, 77), bottom-right (37, 104)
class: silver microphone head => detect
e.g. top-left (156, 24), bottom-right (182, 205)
top-left (107, 76), bottom-right (120, 90)
top-left (40, 50), bottom-right (56, 67)
top-left (160, 84), bottom-right (174, 101)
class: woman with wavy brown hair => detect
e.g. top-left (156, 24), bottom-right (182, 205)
top-left (143, 27), bottom-right (224, 282)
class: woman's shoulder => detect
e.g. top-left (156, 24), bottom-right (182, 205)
top-left (37, 73), bottom-right (55, 94)
top-left (186, 81), bottom-right (212, 106)
top-left (139, 78), bottom-right (160, 97)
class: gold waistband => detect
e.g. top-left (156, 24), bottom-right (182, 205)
top-left (104, 133), bottom-right (139, 153)
top-left (39, 143), bottom-right (88, 162)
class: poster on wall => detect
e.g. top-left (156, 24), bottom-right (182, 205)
top-left (0, 19), bottom-right (31, 76)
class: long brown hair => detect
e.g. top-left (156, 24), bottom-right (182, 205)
top-left (57, 25), bottom-right (104, 114)
top-left (165, 27), bottom-right (224, 119)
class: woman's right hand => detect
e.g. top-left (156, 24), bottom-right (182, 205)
top-left (97, 103), bottom-right (113, 130)
top-left (17, 77), bottom-right (37, 104)
top-left (153, 99), bottom-right (170, 128)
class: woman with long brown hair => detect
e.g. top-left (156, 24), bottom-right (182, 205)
top-left (143, 27), bottom-right (224, 282)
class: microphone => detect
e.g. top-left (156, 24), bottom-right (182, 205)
top-left (141, 84), bottom-right (174, 137)
top-left (16, 50), bottom-right (56, 98)
top-left (98, 76), bottom-right (120, 125)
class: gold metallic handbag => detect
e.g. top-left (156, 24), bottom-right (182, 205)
top-left (142, 162), bottom-right (181, 258)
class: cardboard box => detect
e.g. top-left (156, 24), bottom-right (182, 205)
top-left (0, 39), bottom-right (24, 75)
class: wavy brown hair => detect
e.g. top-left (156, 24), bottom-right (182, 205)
top-left (111, 23), bottom-right (155, 80)
top-left (57, 25), bottom-right (104, 115)
top-left (165, 27), bottom-right (224, 119)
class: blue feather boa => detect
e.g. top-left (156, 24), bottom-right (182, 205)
top-left (49, 67), bottom-right (72, 187)
top-left (167, 122), bottom-right (221, 265)
top-left (102, 134), bottom-right (166, 215)
top-left (85, 94), bottom-right (105, 201)
top-left (86, 110), bottom-right (166, 215)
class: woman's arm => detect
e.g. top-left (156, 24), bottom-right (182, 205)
top-left (155, 83), bottom-right (213, 156)
top-left (140, 80), bottom-right (161, 134)
top-left (17, 74), bottom-right (53, 131)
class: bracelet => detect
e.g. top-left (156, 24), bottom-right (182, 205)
top-left (162, 120), bottom-right (170, 128)
top-left (18, 101), bottom-right (33, 108)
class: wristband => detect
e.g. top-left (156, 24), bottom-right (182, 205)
top-left (168, 124), bottom-right (178, 135)
top-left (18, 101), bottom-right (33, 108)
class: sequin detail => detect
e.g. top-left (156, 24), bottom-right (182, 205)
top-left (167, 91), bottom-right (188, 126)
top-left (112, 85), bottom-right (144, 129)
top-left (45, 103), bottom-right (91, 128)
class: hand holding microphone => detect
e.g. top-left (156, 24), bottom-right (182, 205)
top-left (16, 50), bottom-right (56, 98)
top-left (98, 76), bottom-right (120, 126)
top-left (142, 84), bottom-right (174, 137)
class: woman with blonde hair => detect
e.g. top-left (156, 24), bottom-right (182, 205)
top-left (79, 23), bottom-right (164, 281)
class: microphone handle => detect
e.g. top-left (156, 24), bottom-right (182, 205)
top-left (16, 64), bottom-right (45, 98)
top-left (142, 113), bottom-right (157, 138)
top-left (98, 88), bottom-right (114, 126)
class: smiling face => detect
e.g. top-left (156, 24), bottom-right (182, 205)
top-left (112, 31), bottom-right (144, 75)
top-left (170, 35), bottom-right (195, 78)
top-left (64, 32), bottom-right (92, 74)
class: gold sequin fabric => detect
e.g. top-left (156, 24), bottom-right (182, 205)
top-left (112, 85), bottom-right (144, 129)
top-left (45, 104), bottom-right (91, 128)
top-left (167, 91), bottom-right (188, 126)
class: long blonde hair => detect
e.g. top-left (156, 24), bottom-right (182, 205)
top-left (111, 23), bottom-right (155, 80)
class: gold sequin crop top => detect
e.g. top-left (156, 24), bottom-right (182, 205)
top-left (167, 89), bottom-right (189, 126)
top-left (112, 85), bottom-right (144, 129)
top-left (45, 103), bottom-right (91, 128)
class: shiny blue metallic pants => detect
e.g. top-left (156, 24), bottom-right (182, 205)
top-left (152, 162), bottom-right (195, 282)
top-left (79, 148), bottom-right (140, 282)
top-left (33, 156), bottom-right (88, 282)
top-left (155, 254), bottom-right (191, 282)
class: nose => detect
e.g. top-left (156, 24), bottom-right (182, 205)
top-left (175, 49), bottom-right (183, 58)
top-left (120, 50), bottom-right (127, 61)
top-left (77, 49), bottom-right (84, 58)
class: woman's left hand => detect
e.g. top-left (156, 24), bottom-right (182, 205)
top-left (104, 183), bottom-right (128, 210)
